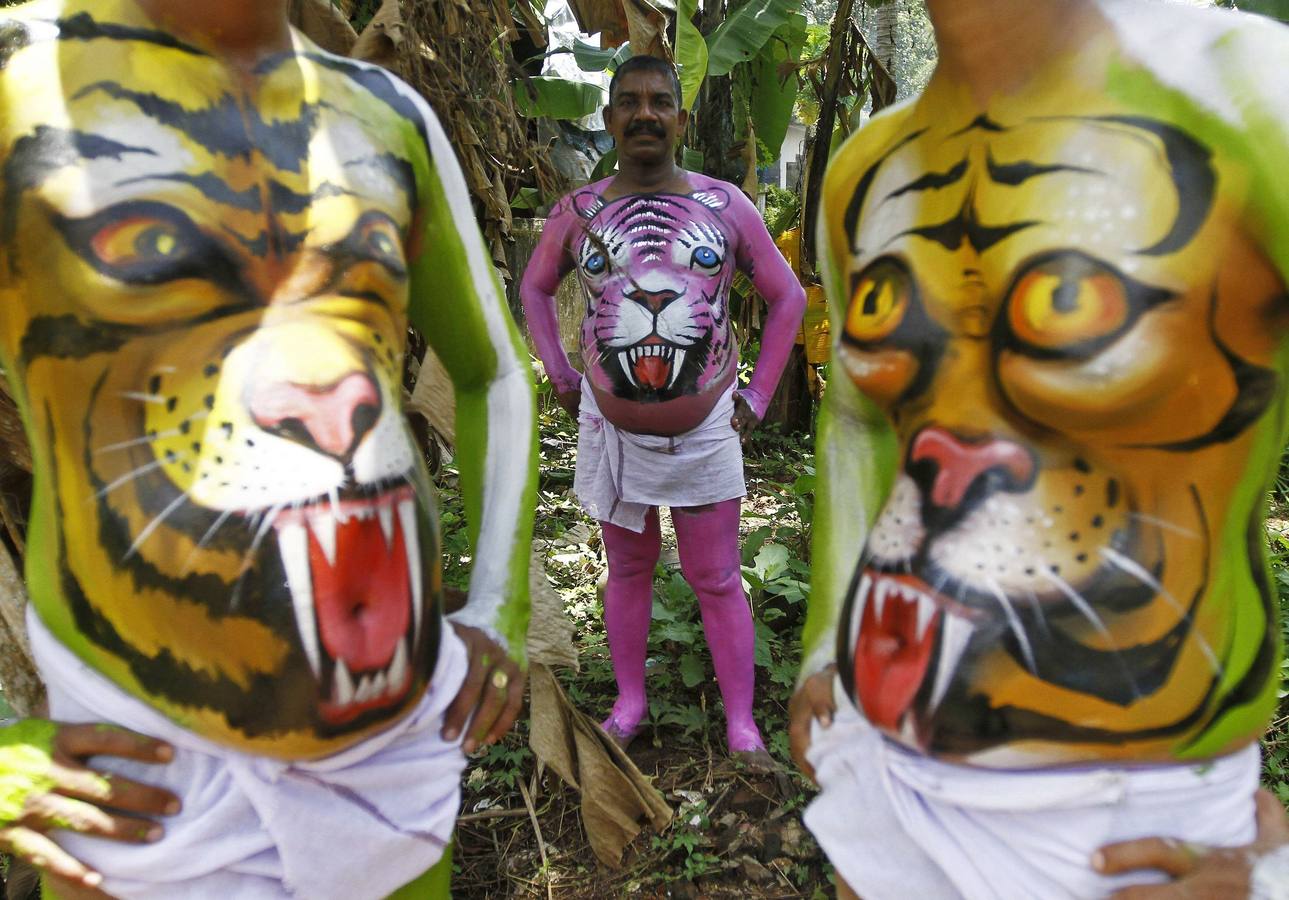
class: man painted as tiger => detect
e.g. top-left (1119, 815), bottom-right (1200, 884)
top-left (788, 0), bottom-right (1289, 897)
top-left (521, 55), bottom-right (805, 767)
top-left (0, 1), bottom-right (537, 897)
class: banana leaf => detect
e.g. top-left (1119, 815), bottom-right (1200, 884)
top-left (675, 0), bottom-right (707, 110)
top-left (748, 12), bottom-right (807, 161)
top-left (572, 38), bottom-right (633, 72)
top-left (705, 0), bottom-right (803, 78)
top-left (514, 76), bottom-right (608, 121)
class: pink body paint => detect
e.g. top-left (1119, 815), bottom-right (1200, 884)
top-left (522, 174), bottom-right (803, 754)
top-left (521, 174), bottom-right (805, 433)
top-left (601, 500), bottom-right (763, 752)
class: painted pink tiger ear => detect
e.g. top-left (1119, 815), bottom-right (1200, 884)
top-left (690, 187), bottom-right (730, 211)
top-left (572, 190), bottom-right (606, 219)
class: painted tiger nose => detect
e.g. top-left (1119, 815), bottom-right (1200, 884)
top-left (629, 288), bottom-right (680, 313)
top-left (249, 372), bottom-right (381, 459)
top-left (909, 426), bottom-right (1036, 511)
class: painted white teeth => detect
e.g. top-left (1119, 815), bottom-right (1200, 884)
top-left (915, 593), bottom-right (937, 639)
top-left (388, 639), bottom-right (409, 694)
top-left (928, 613), bottom-right (974, 713)
top-left (378, 505), bottom-right (395, 548)
top-left (849, 572), bottom-right (871, 650)
top-left (334, 658), bottom-right (355, 706)
top-left (668, 349), bottom-right (686, 388)
top-left (873, 580), bottom-right (890, 621)
top-left (398, 499), bottom-right (423, 642)
top-left (354, 674), bottom-right (373, 704)
top-left (898, 714), bottom-right (919, 746)
top-left (279, 522), bottom-right (322, 679)
top-left (371, 670), bottom-right (387, 698)
top-left (619, 352), bottom-right (637, 387)
top-left (309, 513), bottom-right (337, 567)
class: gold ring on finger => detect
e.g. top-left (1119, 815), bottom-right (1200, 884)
top-left (491, 669), bottom-right (510, 691)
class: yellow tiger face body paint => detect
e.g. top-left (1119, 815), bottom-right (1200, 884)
top-left (821, 8), bottom-right (1288, 766)
top-left (0, 1), bottom-right (450, 758)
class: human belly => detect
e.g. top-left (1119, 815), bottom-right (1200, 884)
top-left (588, 365), bottom-right (735, 435)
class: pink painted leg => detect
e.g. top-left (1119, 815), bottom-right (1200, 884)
top-left (599, 508), bottom-right (661, 746)
top-left (672, 499), bottom-right (767, 756)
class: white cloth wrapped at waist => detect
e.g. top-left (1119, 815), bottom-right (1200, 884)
top-left (27, 606), bottom-right (469, 900)
top-left (803, 676), bottom-right (1260, 900)
top-left (574, 380), bottom-right (746, 532)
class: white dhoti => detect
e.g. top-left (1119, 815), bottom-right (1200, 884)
top-left (573, 381), bottom-right (746, 531)
top-left (27, 607), bottom-right (469, 900)
top-left (804, 677), bottom-right (1260, 900)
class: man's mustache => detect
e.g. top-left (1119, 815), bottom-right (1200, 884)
top-left (625, 121), bottom-right (666, 138)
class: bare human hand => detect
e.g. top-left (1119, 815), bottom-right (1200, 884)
top-left (0, 720), bottom-right (180, 897)
top-left (440, 623), bottom-right (526, 753)
top-left (730, 391), bottom-right (759, 444)
top-left (555, 387), bottom-right (581, 422)
top-left (788, 664), bottom-right (837, 783)
top-left (1097, 787), bottom-right (1289, 898)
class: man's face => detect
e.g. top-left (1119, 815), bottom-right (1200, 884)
top-left (604, 69), bottom-right (686, 166)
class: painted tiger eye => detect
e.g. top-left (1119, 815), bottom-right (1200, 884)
top-left (91, 217), bottom-right (182, 266)
top-left (1009, 259), bottom-right (1129, 350)
top-left (845, 259), bottom-right (911, 343)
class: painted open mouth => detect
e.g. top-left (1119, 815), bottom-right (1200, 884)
top-left (274, 485), bottom-right (422, 726)
top-left (617, 337), bottom-right (685, 390)
top-left (849, 571), bottom-right (974, 740)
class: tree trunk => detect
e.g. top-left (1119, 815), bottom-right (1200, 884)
top-left (871, 1), bottom-right (898, 73)
top-left (693, 1), bottom-right (745, 183)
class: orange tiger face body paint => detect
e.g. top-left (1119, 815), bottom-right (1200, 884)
top-left (817, 9), bottom-right (1289, 766)
top-left (0, 0), bottom-right (483, 758)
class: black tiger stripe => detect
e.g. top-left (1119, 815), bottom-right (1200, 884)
top-left (950, 113), bottom-right (1006, 137)
top-left (1009, 486), bottom-right (1209, 706)
top-left (885, 159), bottom-right (970, 201)
top-left (20, 314), bottom-right (129, 367)
top-left (985, 151), bottom-right (1099, 186)
top-left (121, 171), bottom-right (264, 213)
top-left (38, 393), bottom-right (313, 734)
top-left (52, 12), bottom-right (208, 56)
top-left (71, 81), bottom-right (323, 174)
top-left (3, 125), bottom-right (155, 252)
top-left (1182, 453), bottom-right (1284, 749)
top-left (843, 128), bottom-right (929, 249)
top-left (302, 54), bottom-right (429, 147)
top-left (894, 191), bottom-right (1040, 253)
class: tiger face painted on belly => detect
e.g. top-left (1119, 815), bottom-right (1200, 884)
top-left (0, 1), bottom-right (449, 757)
top-left (569, 187), bottom-right (738, 433)
top-left (823, 61), bottom-right (1289, 765)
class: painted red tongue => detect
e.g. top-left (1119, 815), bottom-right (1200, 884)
top-left (854, 587), bottom-right (938, 731)
top-left (310, 512), bottom-right (410, 671)
top-left (634, 354), bottom-right (671, 390)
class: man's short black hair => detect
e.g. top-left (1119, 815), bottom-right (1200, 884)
top-left (608, 55), bottom-right (682, 107)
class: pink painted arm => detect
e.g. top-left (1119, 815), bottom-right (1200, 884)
top-left (731, 193), bottom-right (807, 419)
top-left (519, 201), bottom-right (583, 395)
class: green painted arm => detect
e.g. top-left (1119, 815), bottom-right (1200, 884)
top-left (403, 96), bottom-right (538, 662)
top-left (801, 210), bottom-right (899, 682)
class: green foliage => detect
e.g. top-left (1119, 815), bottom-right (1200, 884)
top-left (706, 0), bottom-right (806, 77)
top-left (764, 184), bottom-right (802, 238)
top-left (649, 796), bottom-right (724, 881)
top-left (513, 76), bottom-right (606, 121)
top-left (342, 0), bottom-right (381, 32)
top-left (571, 39), bottom-right (632, 73)
top-left (676, 0), bottom-right (708, 111)
top-left (1262, 503), bottom-right (1289, 808)
top-left (1217, 0), bottom-right (1289, 22)
top-left (748, 13), bottom-right (810, 157)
